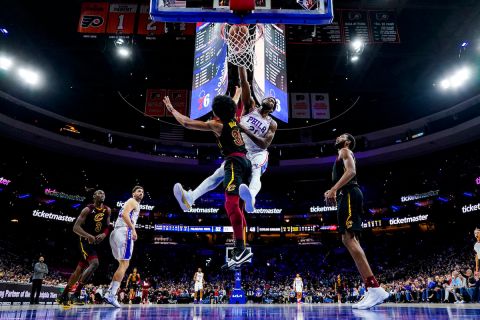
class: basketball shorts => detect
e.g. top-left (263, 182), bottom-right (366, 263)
top-left (337, 185), bottom-right (363, 234)
top-left (78, 237), bottom-right (98, 268)
top-left (247, 150), bottom-right (269, 175)
top-left (223, 156), bottom-right (252, 195)
top-left (295, 286), bottom-right (303, 293)
top-left (110, 227), bottom-right (134, 261)
top-left (194, 282), bottom-right (203, 292)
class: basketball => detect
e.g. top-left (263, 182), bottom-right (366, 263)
top-left (229, 25), bottom-right (250, 53)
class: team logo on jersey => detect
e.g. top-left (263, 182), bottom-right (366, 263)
top-left (227, 184), bottom-right (237, 192)
top-left (81, 16), bottom-right (104, 28)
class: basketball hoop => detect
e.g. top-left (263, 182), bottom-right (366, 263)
top-left (220, 23), bottom-right (264, 71)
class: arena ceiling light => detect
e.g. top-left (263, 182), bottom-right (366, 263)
top-left (348, 38), bottom-right (365, 64)
top-left (439, 66), bottom-right (472, 90)
top-left (114, 38), bottom-right (132, 58)
top-left (350, 39), bottom-right (364, 53)
top-left (0, 56), bottom-right (13, 71)
top-left (17, 67), bottom-right (41, 86)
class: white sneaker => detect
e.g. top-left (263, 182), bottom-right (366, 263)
top-left (352, 291), bottom-right (369, 309)
top-left (239, 184), bottom-right (255, 213)
top-left (173, 183), bottom-right (193, 211)
top-left (104, 292), bottom-right (121, 308)
top-left (357, 287), bottom-right (389, 309)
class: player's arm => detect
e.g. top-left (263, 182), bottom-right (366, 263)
top-left (95, 207), bottom-right (111, 244)
top-left (73, 207), bottom-right (96, 243)
top-left (126, 274), bottom-right (131, 287)
top-left (239, 120), bottom-right (277, 149)
top-left (324, 149), bottom-right (356, 205)
top-left (164, 96), bottom-right (218, 133)
top-left (121, 199), bottom-right (139, 241)
top-left (239, 66), bottom-right (255, 113)
top-left (232, 86), bottom-right (242, 105)
top-left (476, 254), bottom-right (478, 273)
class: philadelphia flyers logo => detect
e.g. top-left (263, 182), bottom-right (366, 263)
top-left (81, 15), bottom-right (104, 28)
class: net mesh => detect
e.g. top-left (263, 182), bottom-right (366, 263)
top-left (222, 24), bottom-right (263, 71)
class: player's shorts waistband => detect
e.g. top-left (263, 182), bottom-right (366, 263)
top-left (226, 152), bottom-right (246, 158)
top-left (338, 184), bottom-right (360, 192)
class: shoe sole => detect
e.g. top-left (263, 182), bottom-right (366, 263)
top-left (351, 296), bottom-right (367, 309)
top-left (239, 185), bottom-right (254, 213)
top-left (173, 183), bottom-right (191, 211)
top-left (103, 297), bottom-right (122, 308)
top-left (357, 291), bottom-right (389, 309)
top-left (227, 252), bottom-right (254, 268)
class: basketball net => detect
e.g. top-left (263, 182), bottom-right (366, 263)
top-left (221, 24), bottom-right (264, 71)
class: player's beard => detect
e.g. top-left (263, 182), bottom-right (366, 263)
top-left (334, 141), bottom-right (346, 150)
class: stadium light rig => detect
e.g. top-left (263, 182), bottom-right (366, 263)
top-left (17, 67), bottom-right (41, 86)
top-left (438, 66), bottom-right (472, 90)
top-left (348, 38), bottom-right (365, 64)
top-left (0, 56), bottom-right (13, 71)
top-left (114, 38), bottom-right (132, 58)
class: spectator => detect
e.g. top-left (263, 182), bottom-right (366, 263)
top-left (30, 256), bottom-right (48, 305)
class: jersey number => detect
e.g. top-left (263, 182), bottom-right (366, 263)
top-left (232, 129), bottom-right (244, 146)
top-left (249, 125), bottom-right (259, 135)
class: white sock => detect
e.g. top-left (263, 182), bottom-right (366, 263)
top-left (109, 281), bottom-right (120, 295)
top-left (191, 165), bottom-right (224, 202)
top-left (248, 167), bottom-right (262, 199)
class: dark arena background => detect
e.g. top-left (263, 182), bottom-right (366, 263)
top-left (1, 0), bottom-right (480, 319)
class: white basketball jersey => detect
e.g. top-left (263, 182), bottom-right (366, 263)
top-left (195, 272), bottom-right (204, 283)
top-left (475, 242), bottom-right (480, 258)
top-left (295, 278), bottom-right (303, 287)
top-left (115, 199), bottom-right (140, 229)
top-left (240, 108), bottom-right (272, 153)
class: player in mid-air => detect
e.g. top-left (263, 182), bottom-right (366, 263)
top-left (164, 89), bottom-right (253, 268)
top-left (324, 134), bottom-right (389, 309)
top-left (293, 274), bottom-right (303, 303)
top-left (173, 65), bottom-right (278, 214)
top-left (57, 190), bottom-right (111, 307)
top-left (104, 186), bottom-right (144, 308)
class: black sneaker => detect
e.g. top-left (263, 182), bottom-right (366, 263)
top-left (56, 295), bottom-right (71, 308)
top-left (70, 294), bottom-right (85, 306)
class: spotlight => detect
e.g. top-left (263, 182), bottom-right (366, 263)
top-left (0, 28), bottom-right (8, 35)
top-left (439, 66), bottom-right (472, 90)
top-left (440, 79), bottom-right (451, 90)
top-left (450, 67), bottom-right (470, 88)
top-left (350, 56), bottom-right (359, 62)
top-left (350, 39), bottom-right (364, 53)
top-left (117, 47), bottom-right (131, 57)
top-left (114, 38), bottom-right (132, 58)
top-left (0, 56), bottom-right (13, 70)
top-left (17, 68), bottom-right (41, 86)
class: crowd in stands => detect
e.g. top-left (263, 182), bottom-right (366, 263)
top-left (1, 232), bottom-right (479, 305)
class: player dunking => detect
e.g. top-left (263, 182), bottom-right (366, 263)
top-left (164, 91), bottom-right (253, 268)
top-left (57, 190), bottom-right (111, 307)
top-left (104, 186), bottom-right (144, 308)
top-left (193, 268), bottom-right (205, 304)
top-left (293, 274), bottom-right (303, 303)
top-left (324, 134), bottom-right (389, 309)
top-left (173, 66), bottom-right (278, 213)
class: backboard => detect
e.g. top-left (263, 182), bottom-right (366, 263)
top-left (150, 0), bottom-right (334, 25)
